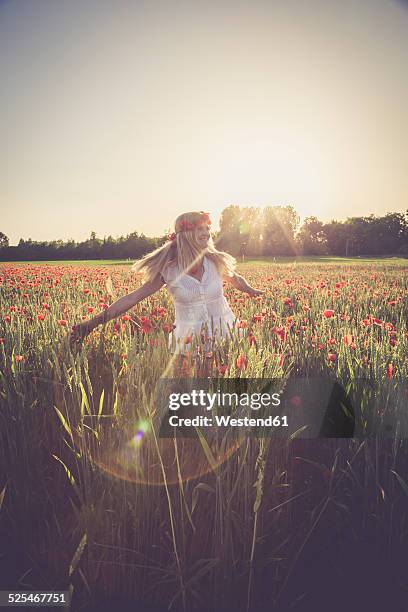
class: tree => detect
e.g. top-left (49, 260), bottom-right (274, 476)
top-left (217, 205), bottom-right (242, 255)
top-left (240, 207), bottom-right (263, 257)
top-left (296, 217), bottom-right (328, 255)
top-left (262, 205), bottom-right (299, 255)
top-left (366, 212), bottom-right (408, 255)
top-left (323, 221), bottom-right (350, 256)
top-left (0, 232), bottom-right (9, 248)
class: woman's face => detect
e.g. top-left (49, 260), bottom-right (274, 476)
top-left (194, 222), bottom-right (211, 249)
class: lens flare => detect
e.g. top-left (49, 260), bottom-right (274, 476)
top-left (53, 343), bottom-right (243, 486)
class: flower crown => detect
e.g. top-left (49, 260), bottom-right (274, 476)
top-left (168, 212), bottom-right (211, 241)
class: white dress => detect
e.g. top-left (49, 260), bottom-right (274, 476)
top-left (161, 256), bottom-right (239, 354)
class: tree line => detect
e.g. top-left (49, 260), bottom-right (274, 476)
top-left (1, 206), bottom-right (407, 261)
top-left (0, 231), bottom-right (162, 262)
top-left (218, 206), bottom-right (408, 257)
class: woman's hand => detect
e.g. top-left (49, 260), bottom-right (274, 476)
top-left (70, 321), bottom-right (93, 345)
top-left (247, 288), bottom-right (265, 297)
top-left (224, 273), bottom-right (265, 297)
top-left (69, 275), bottom-right (165, 347)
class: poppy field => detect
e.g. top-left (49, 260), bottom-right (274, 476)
top-left (1, 259), bottom-right (408, 611)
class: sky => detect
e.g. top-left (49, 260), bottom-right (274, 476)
top-left (1, 0), bottom-right (407, 245)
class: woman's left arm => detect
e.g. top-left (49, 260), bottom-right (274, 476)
top-left (223, 272), bottom-right (265, 297)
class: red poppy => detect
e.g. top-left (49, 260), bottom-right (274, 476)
top-left (323, 309), bottom-right (334, 318)
top-left (152, 306), bottom-right (167, 318)
top-left (237, 319), bottom-right (248, 328)
top-left (274, 327), bottom-right (287, 342)
top-left (236, 353), bottom-right (247, 370)
top-left (343, 334), bottom-right (353, 346)
top-left (140, 316), bottom-right (153, 334)
top-left (38, 313), bottom-right (46, 321)
top-left (273, 353), bottom-right (284, 367)
top-left (162, 324), bottom-right (173, 333)
top-left (58, 319), bottom-right (68, 326)
top-left (218, 364), bottom-right (228, 375)
top-left (387, 364), bottom-right (394, 379)
top-left (180, 357), bottom-right (192, 375)
top-left (15, 355), bottom-right (24, 362)
top-left (327, 352), bottom-right (337, 362)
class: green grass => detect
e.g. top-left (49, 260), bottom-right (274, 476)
top-left (239, 255), bottom-right (408, 266)
top-left (0, 259), bottom-right (134, 266)
top-left (1, 256), bottom-right (407, 267)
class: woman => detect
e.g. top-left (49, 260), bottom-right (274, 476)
top-left (70, 211), bottom-right (264, 368)
top-left (70, 211), bottom-right (264, 482)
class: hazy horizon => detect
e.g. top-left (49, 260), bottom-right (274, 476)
top-left (1, 0), bottom-right (407, 245)
top-left (2, 206), bottom-right (407, 247)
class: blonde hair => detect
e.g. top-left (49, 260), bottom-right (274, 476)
top-left (132, 211), bottom-right (236, 282)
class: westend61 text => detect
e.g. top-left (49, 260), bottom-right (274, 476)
top-left (168, 390), bottom-right (282, 411)
top-left (168, 414), bottom-right (288, 427)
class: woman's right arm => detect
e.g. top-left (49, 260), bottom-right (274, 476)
top-left (71, 274), bottom-right (165, 342)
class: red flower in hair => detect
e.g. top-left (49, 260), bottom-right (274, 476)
top-left (167, 232), bottom-right (176, 241)
top-left (178, 212), bottom-right (212, 233)
top-left (179, 220), bottom-right (195, 231)
top-left (200, 211), bottom-right (211, 225)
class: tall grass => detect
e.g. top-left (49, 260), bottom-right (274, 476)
top-left (0, 261), bottom-right (407, 610)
